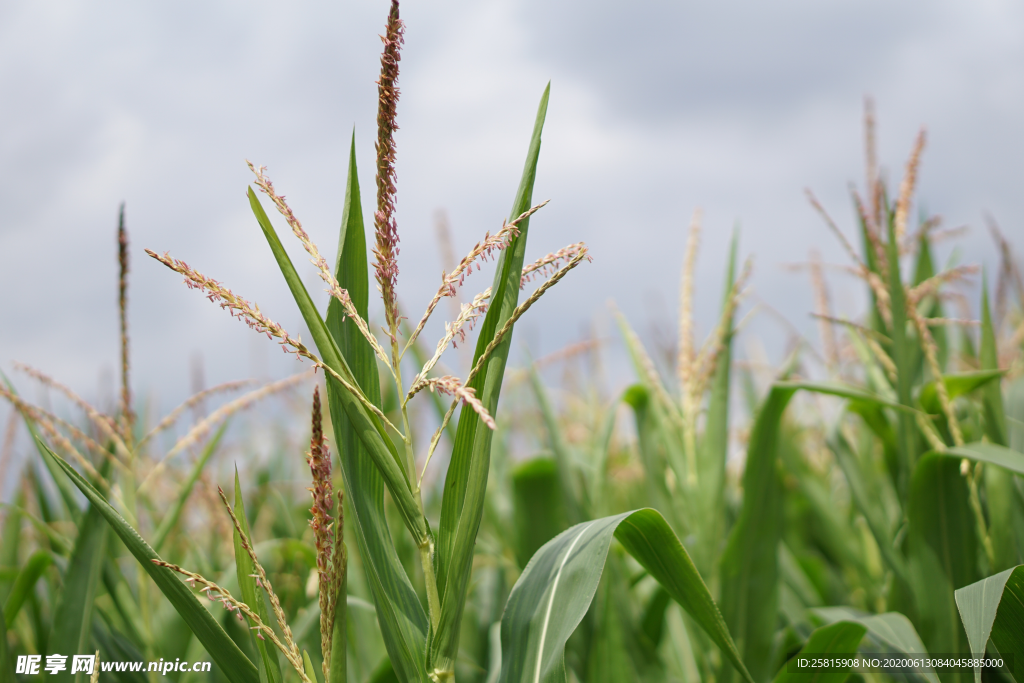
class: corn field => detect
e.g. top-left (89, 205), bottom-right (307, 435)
top-left (2, 2), bottom-right (1024, 683)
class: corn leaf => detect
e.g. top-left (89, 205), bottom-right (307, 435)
top-left (42, 440), bottom-right (260, 683)
top-left (695, 232), bottom-right (739, 570)
top-left (233, 469), bottom-right (281, 683)
top-left (324, 135), bottom-right (426, 682)
top-left (2, 550), bottom-right (53, 627)
top-left (720, 384), bottom-right (797, 683)
top-left (498, 508), bottom-right (753, 683)
top-left (885, 216), bottom-right (919, 496)
top-left (979, 278), bottom-right (1008, 446)
top-left (954, 566), bottom-right (1024, 683)
top-left (771, 621), bottom-right (867, 683)
top-left (918, 370), bottom-right (1005, 415)
top-left (907, 454), bottom-right (978, 668)
top-left (48, 468), bottom-right (108, 683)
top-left (431, 84), bottom-right (550, 676)
top-left (814, 608), bottom-right (939, 683)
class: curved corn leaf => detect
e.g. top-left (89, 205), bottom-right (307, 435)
top-left (720, 384), bottom-right (797, 683)
top-left (233, 470), bottom-right (281, 683)
top-left (774, 380), bottom-right (915, 414)
top-left (918, 370), bottom-right (1005, 415)
top-left (954, 565), bottom-right (1024, 683)
top-left (247, 188), bottom-right (427, 546)
top-left (2, 550), bottom-right (53, 626)
top-left (321, 134), bottom-right (426, 682)
top-left (498, 508), bottom-right (754, 683)
top-left (814, 608), bottom-right (939, 683)
top-left (42, 440), bottom-right (260, 683)
top-left (431, 84), bottom-right (550, 677)
top-left (771, 621), bottom-right (867, 683)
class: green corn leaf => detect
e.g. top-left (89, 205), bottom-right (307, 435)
top-left (233, 469), bottom-right (281, 683)
top-left (586, 556), bottom-right (638, 683)
top-left (304, 650), bottom-right (321, 683)
top-left (511, 458), bottom-right (567, 569)
top-left (979, 276), bottom-right (1008, 446)
top-left (918, 370), bottom-right (1005, 415)
top-left (247, 187), bottom-right (427, 546)
top-left (771, 621), bottom-right (867, 683)
top-left (322, 133), bottom-right (426, 682)
top-left (48, 467), bottom-right (109, 683)
top-left (885, 215), bottom-right (918, 496)
top-left (954, 566), bottom-right (1024, 683)
top-left (0, 605), bottom-right (9, 682)
top-left (153, 421), bottom-right (228, 553)
top-left (720, 384), bottom-right (797, 683)
top-left (432, 84), bottom-right (550, 677)
top-left (907, 454), bottom-right (979, 664)
top-left (941, 442), bottom-right (1024, 473)
top-left (984, 464), bottom-right (1024, 571)
top-left (498, 508), bottom-right (753, 683)
top-left (42, 440), bottom-right (260, 683)
top-left (2, 550), bottom-right (53, 627)
top-left (695, 230), bottom-right (739, 571)
top-left (815, 608), bottom-right (939, 683)
top-left (774, 380), bottom-right (916, 414)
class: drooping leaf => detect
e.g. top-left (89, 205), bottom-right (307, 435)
top-left (43, 440), bottom-right (260, 683)
top-left (814, 607), bottom-right (939, 683)
top-left (432, 84), bottom-right (551, 677)
top-left (498, 509), bottom-right (753, 683)
top-left (918, 370), bottom-right (1005, 415)
top-left (771, 621), bottom-right (867, 683)
top-left (322, 133), bottom-right (427, 682)
top-left (954, 566), bottom-right (1024, 683)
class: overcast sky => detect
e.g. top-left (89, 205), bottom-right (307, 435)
top-left (2, 0), bottom-right (1022, 448)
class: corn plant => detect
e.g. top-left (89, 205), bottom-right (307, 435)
top-left (519, 102), bottom-right (1024, 683)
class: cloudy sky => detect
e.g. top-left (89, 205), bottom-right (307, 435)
top-left (2, 0), bottom-right (1022, 439)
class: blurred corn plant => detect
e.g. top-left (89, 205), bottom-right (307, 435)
top-left (517, 100), bottom-right (1024, 683)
